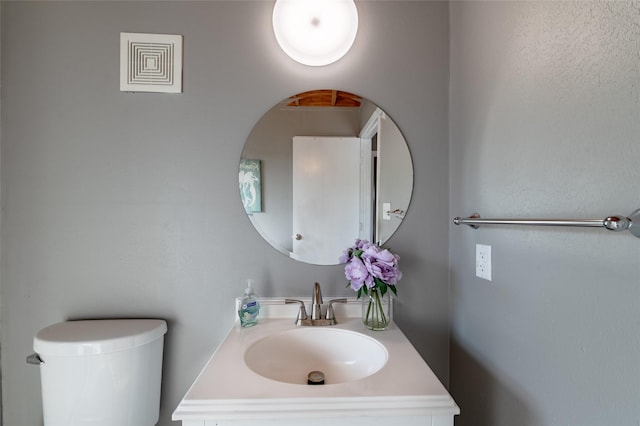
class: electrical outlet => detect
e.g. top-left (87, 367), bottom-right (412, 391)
top-left (476, 244), bottom-right (492, 281)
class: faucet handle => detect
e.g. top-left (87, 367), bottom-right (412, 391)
top-left (285, 299), bottom-right (308, 322)
top-left (325, 298), bottom-right (348, 320)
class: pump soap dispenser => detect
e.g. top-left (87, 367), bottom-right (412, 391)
top-left (238, 279), bottom-right (260, 327)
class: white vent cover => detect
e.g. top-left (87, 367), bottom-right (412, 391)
top-left (120, 32), bottom-right (183, 93)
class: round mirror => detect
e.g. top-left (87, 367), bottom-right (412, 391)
top-left (239, 90), bottom-right (413, 265)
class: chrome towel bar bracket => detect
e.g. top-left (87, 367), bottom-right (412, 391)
top-left (453, 208), bottom-right (640, 238)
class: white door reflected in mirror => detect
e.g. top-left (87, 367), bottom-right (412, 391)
top-left (291, 136), bottom-right (363, 265)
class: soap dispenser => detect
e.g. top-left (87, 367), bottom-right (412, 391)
top-left (238, 279), bottom-right (260, 327)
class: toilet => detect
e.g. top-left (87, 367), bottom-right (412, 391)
top-left (31, 319), bottom-right (167, 426)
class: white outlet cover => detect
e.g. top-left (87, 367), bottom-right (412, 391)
top-left (383, 203), bottom-right (391, 220)
top-left (476, 244), bottom-right (492, 281)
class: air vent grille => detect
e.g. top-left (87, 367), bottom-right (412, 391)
top-left (120, 33), bottom-right (182, 93)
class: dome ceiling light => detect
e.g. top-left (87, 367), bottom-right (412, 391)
top-left (272, 0), bottom-right (359, 66)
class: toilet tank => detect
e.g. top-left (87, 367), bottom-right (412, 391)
top-left (32, 319), bottom-right (167, 426)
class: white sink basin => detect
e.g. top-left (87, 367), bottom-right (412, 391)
top-left (244, 327), bottom-right (388, 385)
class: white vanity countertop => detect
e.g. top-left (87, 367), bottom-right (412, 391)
top-left (172, 299), bottom-right (459, 423)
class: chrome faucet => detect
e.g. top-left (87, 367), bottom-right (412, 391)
top-left (311, 282), bottom-right (323, 320)
top-left (285, 282), bottom-right (346, 326)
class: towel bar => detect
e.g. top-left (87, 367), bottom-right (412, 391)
top-left (453, 209), bottom-right (640, 238)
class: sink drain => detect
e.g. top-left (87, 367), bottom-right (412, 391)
top-left (307, 370), bottom-right (325, 385)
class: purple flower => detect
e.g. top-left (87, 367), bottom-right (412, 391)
top-left (341, 239), bottom-right (401, 297)
top-left (354, 239), bottom-right (375, 251)
top-left (363, 248), bottom-right (402, 284)
top-left (344, 257), bottom-right (374, 291)
top-left (338, 248), bottom-right (351, 264)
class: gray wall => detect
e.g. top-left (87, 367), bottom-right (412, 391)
top-left (0, 3), bottom-right (3, 423)
top-left (1, 2), bottom-right (450, 425)
top-left (450, 2), bottom-right (640, 425)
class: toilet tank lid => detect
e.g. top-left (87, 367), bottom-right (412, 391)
top-left (34, 319), bottom-right (167, 356)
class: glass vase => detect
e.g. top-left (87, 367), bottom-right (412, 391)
top-left (362, 289), bottom-right (392, 330)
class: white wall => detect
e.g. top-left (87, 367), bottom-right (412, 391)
top-left (0, 2), bottom-right (451, 425)
top-left (450, 2), bottom-right (640, 425)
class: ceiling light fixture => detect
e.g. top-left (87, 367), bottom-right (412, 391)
top-left (272, 0), bottom-right (359, 67)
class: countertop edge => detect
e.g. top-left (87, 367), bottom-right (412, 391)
top-left (173, 394), bottom-right (460, 420)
